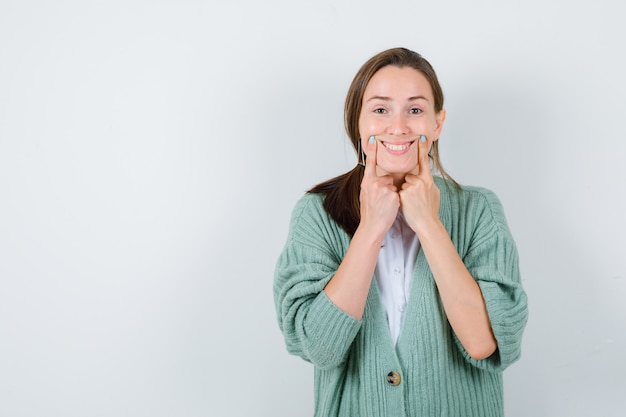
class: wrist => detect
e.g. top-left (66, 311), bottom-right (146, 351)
top-left (354, 222), bottom-right (386, 249)
top-left (414, 217), bottom-right (446, 241)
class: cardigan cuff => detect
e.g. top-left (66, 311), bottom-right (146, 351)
top-left (302, 290), bottom-right (361, 369)
top-left (474, 279), bottom-right (528, 371)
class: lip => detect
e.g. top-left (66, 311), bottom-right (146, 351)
top-left (381, 140), bottom-right (415, 155)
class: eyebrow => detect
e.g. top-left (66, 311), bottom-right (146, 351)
top-left (366, 95), bottom-right (429, 102)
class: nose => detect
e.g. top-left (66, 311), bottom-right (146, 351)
top-left (388, 113), bottom-right (409, 135)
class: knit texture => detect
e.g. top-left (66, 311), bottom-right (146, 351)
top-left (274, 177), bottom-right (528, 417)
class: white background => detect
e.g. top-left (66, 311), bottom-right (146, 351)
top-left (1, 1), bottom-right (624, 416)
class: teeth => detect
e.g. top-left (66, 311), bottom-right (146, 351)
top-left (384, 142), bottom-right (411, 151)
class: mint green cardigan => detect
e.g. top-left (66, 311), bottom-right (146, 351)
top-left (274, 178), bottom-right (528, 417)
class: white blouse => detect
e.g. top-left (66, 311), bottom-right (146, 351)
top-left (374, 212), bottom-right (420, 346)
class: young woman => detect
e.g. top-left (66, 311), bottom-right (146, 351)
top-left (273, 47), bottom-right (528, 417)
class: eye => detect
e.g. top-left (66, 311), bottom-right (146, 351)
top-left (409, 108), bottom-right (422, 115)
top-left (373, 108), bottom-right (387, 114)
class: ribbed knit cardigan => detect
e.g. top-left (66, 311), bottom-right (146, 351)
top-left (274, 177), bottom-right (528, 417)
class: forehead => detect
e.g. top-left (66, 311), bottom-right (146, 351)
top-left (364, 65), bottom-right (433, 100)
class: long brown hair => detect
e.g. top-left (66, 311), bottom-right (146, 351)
top-left (309, 47), bottom-right (459, 237)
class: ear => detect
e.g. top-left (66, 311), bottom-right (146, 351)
top-left (432, 108), bottom-right (446, 141)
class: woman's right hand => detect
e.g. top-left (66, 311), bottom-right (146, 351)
top-left (359, 136), bottom-right (400, 239)
top-left (324, 136), bottom-right (399, 320)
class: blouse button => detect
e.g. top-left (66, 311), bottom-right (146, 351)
top-left (387, 371), bottom-right (401, 386)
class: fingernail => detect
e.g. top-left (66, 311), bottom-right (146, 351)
top-left (420, 135), bottom-right (426, 143)
top-left (369, 135), bottom-right (375, 144)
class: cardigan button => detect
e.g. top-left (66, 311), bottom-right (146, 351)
top-left (387, 371), bottom-right (401, 386)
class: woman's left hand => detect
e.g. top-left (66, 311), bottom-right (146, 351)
top-left (400, 136), bottom-right (498, 360)
top-left (399, 136), bottom-right (441, 235)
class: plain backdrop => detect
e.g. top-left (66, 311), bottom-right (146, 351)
top-left (1, 0), bottom-right (625, 416)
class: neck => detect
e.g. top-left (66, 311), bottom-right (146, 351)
top-left (392, 174), bottom-right (407, 189)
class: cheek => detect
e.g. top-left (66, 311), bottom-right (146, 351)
top-left (359, 118), bottom-right (377, 135)
top-left (413, 117), bottom-right (437, 132)
top-left (359, 110), bottom-right (388, 129)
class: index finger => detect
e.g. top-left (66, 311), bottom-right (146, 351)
top-left (417, 135), bottom-right (433, 179)
top-left (407, 135), bottom-right (423, 176)
top-left (364, 135), bottom-right (378, 177)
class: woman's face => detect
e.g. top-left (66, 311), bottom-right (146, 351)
top-left (359, 65), bottom-right (445, 180)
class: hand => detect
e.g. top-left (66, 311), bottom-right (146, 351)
top-left (359, 136), bottom-right (400, 238)
top-left (399, 135), bottom-right (441, 235)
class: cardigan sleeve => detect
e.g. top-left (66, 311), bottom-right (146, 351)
top-left (452, 188), bottom-right (528, 372)
top-left (273, 194), bottom-right (361, 370)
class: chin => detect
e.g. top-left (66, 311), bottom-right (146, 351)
top-left (379, 161), bottom-right (418, 176)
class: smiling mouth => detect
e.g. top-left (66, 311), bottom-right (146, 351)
top-left (382, 141), bottom-right (415, 151)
